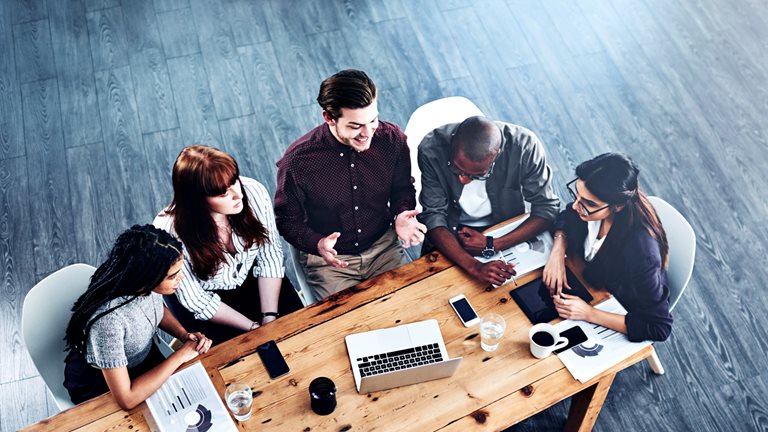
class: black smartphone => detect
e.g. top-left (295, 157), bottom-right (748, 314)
top-left (256, 340), bottom-right (290, 379)
top-left (554, 325), bottom-right (589, 354)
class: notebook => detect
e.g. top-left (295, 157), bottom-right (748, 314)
top-left (510, 267), bottom-right (594, 324)
top-left (344, 319), bottom-right (462, 393)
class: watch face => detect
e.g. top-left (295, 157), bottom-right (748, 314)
top-left (482, 249), bottom-right (495, 259)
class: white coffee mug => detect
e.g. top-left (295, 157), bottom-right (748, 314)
top-left (529, 323), bottom-right (569, 359)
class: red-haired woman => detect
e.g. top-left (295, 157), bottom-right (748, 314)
top-left (154, 145), bottom-right (302, 342)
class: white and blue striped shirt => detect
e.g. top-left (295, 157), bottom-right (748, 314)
top-left (153, 177), bottom-right (284, 320)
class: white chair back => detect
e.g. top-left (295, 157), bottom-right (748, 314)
top-left (22, 263), bottom-right (96, 411)
top-left (404, 97), bottom-right (484, 211)
top-left (648, 196), bottom-right (696, 310)
top-left (288, 244), bottom-right (317, 306)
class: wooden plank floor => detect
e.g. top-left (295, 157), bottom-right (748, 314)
top-left (2, 0), bottom-right (767, 430)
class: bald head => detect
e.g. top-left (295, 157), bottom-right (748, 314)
top-left (452, 116), bottom-right (501, 162)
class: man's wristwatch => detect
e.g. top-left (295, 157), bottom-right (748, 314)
top-left (481, 236), bottom-right (496, 259)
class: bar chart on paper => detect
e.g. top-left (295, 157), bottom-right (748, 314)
top-left (144, 362), bottom-right (237, 432)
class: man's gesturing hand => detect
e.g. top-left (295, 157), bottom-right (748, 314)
top-left (317, 232), bottom-right (348, 268)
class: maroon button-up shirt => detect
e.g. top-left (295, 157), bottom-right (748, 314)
top-left (274, 121), bottom-right (416, 255)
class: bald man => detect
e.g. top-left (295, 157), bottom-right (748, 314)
top-left (417, 116), bottom-right (560, 286)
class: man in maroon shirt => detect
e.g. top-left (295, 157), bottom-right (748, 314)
top-left (274, 69), bottom-right (426, 299)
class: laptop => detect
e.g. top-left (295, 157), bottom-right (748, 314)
top-left (345, 319), bottom-right (462, 393)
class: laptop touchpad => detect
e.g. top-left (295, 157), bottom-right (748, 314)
top-left (376, 326), bottom-right (411, 353)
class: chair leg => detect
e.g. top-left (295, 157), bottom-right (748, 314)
top-left (647, 349), bottom-right (665, 375)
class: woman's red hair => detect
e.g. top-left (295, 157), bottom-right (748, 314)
top-left (166, 145), bottom-right (268, 279)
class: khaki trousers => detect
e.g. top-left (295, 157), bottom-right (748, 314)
top-left (299, 228), bottom-right (409, 299)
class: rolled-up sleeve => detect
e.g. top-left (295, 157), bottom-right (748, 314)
top-left (518, 132), bottom-right (560, 222)
top-left (245, 180), bottom-right (285, 278)
top-left (417, 132), bottom-right (451, 231)
top-left (389, 127), bottom-right (417, 218)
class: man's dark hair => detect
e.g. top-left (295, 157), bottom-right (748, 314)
top-left (452, 116), bottom-right (501, 162)
top-left (317, 69), bottom-right (377, 120)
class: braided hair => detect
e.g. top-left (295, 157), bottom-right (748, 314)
top-left (576, 153), bottom-right (669, 267)
top-left (64, 224), bottom-right (182, 355)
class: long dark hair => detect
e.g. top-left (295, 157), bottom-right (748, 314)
top-left (576, 153), bottom-right (669, 267)
top-left (165, 145), bottom-right (268, 280)
top-left (64, 225), bottom-right (183, 354)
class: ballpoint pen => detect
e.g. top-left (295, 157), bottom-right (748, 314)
top-left (498, 251), bottom-right (517, 286)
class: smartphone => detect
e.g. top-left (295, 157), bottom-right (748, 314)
top-left (554, 325), bottom-right (589, 354)
top-left (256, 340), bottom-right (290, 379)
top-left (449, 295), bottom-right (480, 327)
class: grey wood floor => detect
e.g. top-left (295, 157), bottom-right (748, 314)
top-left (2, 0), bottom-right (767, 430)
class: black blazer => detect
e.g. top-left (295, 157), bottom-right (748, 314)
top-left (554, 205), bottom-right (673, 342)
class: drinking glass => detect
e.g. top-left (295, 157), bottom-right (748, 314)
top-left (480, 313), bottom-right (507, 351)
top-left (225, 382), bottom-right (253, 421)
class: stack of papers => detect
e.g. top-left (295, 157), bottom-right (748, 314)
top-left (554, 297), bottom-right (651, 383)
top-left (144, 362), bottom-right (237, 432)
top-left (476, 214), bottom-right (554, 280)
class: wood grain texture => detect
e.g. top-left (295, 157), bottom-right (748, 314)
top-left (48, 0), bottom-right (103, 148)
top-left (0, 156), bottom-right (38, 384)
top-left (188, 0), bottom-right (253, 120)
top-left (0, 376), bottom-right (52, 431)
top-left (166, 53), bottom-right (223, 147)
top-left (85, 7), bottom-right (129, 71)
top-left (94, 66), bottom-right (155, 226)
top-left (6, 0), bottom-right (768, 430)
top-left (141, 127), bottom-right (183, 214)
top-left (155, 7), bottom-right (199, 58)
top-left (65, 142), bottom-right (117, 265)
top-left (0, 0), bottom-right (25, 159)
top-left (122, 0), bottom-right (179, 133)
top-left (11, 0), bottom-right (48, 24)
top-left (20, 78), bottom-right (77, 274)
top-left (13, 19), bottom-right (56, 84)
top-left (226, 0), bottom-right (270, 47)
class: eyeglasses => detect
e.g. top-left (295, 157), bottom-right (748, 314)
top-left (448, 160), bottom-right (496, 181)
top-left (566, 179), bottom-right (610, 216)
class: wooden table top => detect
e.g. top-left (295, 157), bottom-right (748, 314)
top-left (24, 236), bottom-right (653, 431)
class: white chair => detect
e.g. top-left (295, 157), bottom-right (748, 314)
top-left (645, 196), bottom-right (696, 375)
top-left (288, 244), bottom-right (317, 306)
top-left (404, 97), bottom-right (485, 212)
top-left (22, 263), bottom-right (178, 412)
top-left (22, 264), bottom-right (96, 411)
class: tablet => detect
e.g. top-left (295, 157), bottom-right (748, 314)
top-left (510, 267), bottom-right (594, 325)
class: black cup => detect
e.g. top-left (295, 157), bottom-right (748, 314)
top-left (309, 377), bottom-right (336, 415)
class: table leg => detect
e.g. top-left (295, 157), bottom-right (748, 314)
top-left (563, 372), bottom-right (616, 432)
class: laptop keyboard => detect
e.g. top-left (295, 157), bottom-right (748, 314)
top-left (356, 343), bottom-right (443, 377)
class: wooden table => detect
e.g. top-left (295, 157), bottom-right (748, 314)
top-left (24, 240), bottom-right (654, 431)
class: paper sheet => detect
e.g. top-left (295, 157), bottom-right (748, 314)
top-left (554, 297), bottom-right (651, 383)
top-left (475, 214), bottom-right (554, 282)
top-left (144, 362), bottom-right (238, 432)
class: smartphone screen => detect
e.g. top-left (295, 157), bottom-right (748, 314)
top-left (451, 297), bottom-right (478, 323)
top-left (554, 325), bottom-right (589, 354)
top-left (256, 340), bottom-right (290, 379)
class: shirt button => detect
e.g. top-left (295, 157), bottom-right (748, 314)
top-left (452, 226), bottom-right (457, 231)
top-left (355, 242), bottom-right (359, 246)
top-left (350, 163), bottom-right (355, 167)
top-left (357, 229), bottom-right (362, 233)
top-left (353, 185), bottom-right (357, 190)
top-left (354, 206), bottom-right (359, 210)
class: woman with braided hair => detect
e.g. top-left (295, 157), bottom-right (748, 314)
top-left (542, 153), bottom-right (673, 342)
top-left (63, 225), bottom-right (212, 408)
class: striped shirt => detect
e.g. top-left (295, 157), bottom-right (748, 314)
top-left (153, 177), bottom-right (284, 320)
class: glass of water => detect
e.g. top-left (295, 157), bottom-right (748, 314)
top-left (225, 382), bottom-right (253, 421)
top-left (480, 313), bottom-right (507, 352)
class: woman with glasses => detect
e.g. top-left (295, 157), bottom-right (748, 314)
top-left (542, 153), bottom-right (673, 342)
top-left (153, 145), bottom-right (303, 343)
